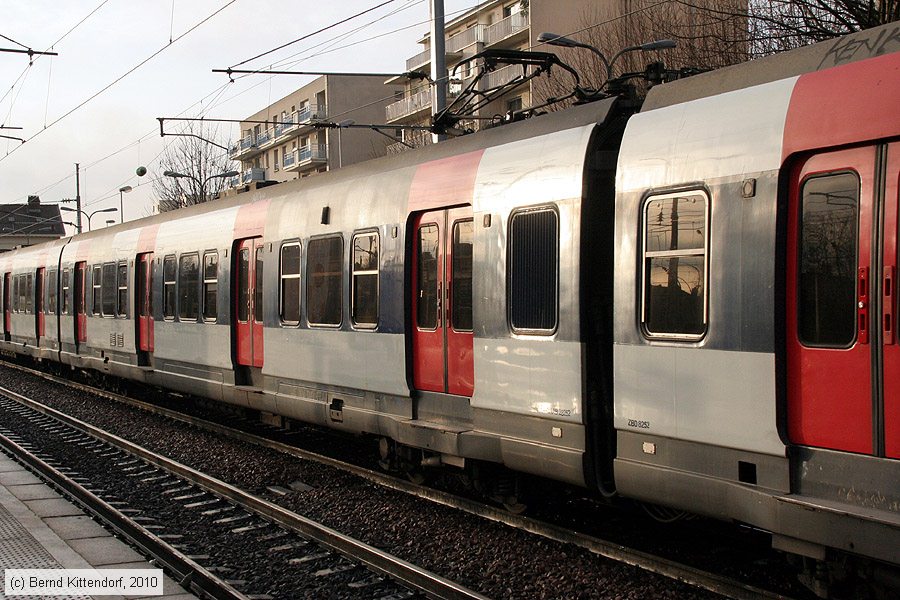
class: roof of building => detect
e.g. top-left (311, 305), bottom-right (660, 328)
top-left (0, 202), bottom-right (66, 237)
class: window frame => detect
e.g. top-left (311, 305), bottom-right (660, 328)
top-left (91, 265), bottom-right (102, 316)
top-left (350, 230), bottom-right (379, 329)
top-left (640, 189), bottom-right (710, 341)
top-left (306, 234), bottom-right (344, 328)
top-left (450, 219), bottom-right (474, 333)
top-left (47, 269), bottom-right (57, 314)
top-left (163, 255), bottom-right (177, 321)
top-left (61, 268), bottom-right (70, 315)
top-left (796, 170), bottom-right (861, 349)
top-left (178, 252), bottom-right (200, 322)
top-left (507, 206), bottom-right (560, 335)
top-left (279, 241), bottom-right (302, 326)
top-left (202, 251), bottom-right (218, 323)
top-left (116, 262), bottom-right (128, 318)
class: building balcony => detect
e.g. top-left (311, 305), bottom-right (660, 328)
top-left (447, 25), bottom-right (484, 53)
top-left (483, 64), bottom-right (524, 90)
top-left (272, 104), bottom-right (328, 144)
top-left (385, 88), bottom-right (433, 122)
top-left (230, 135), bottom-right (259, 161)
top-left (241, 167), bottom-right (266, 184)
top-left (406, 47), bottom-right (432, 71)
top-left (284, 144), bottom-right (328, 172)
top-left (485, 12), bottom-right (529, 46)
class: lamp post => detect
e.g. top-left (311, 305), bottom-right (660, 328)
top-left (60, 206), bottom-right (118, 232)
top-left (163, 170), bottom-right (239, 208)
top-left (538, 32), bottom-right (675, 81)
top-left (118, 185), bottom-right (132, 224)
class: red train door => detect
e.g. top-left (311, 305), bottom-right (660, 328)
top-left (788, 143), bottom-right (900, 458)
top-left (3, 272), bottom-right (10, 339)
top-left (412, 208), bottom-right (474, 396)
top-left (235, 238), bottom-right (264, 368)
top-left (136, 253), bottom-right (154, 352)
top-left (882, 143), bottom-right (900, 459)
top-left (35, 268), bottom-right (44, 343)
top-left (74, 262), bottom-right (87, 346)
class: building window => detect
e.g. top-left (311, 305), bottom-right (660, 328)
top-left (92, 266), bottom-right (102, 315)
top-left (351, 232), bottom-right (379, 327)
top-left (451, 220), bottom-right (474, 331)
top-left (203, 252), bottom-right (218, 322)
top-left (163, 256), bottom-right (176, 319)
top-left (506, 96), bottom-right (522, 113)
top-left (508, 208), bottom-right (558, 333)
top-left (642, 191), bottom-right (708, 338)
top-left (179, 253), bottom-right (200, 321)
top-left (280, 242), bottom-right (301, 325)
top-left (798, 172), bottom-right (859, 347)
top-left (307, 236), bottom-right (343, 326)
top-left (274, 151), bottom-right (279, 172)
top-left (61, 269), bottom-right (70, 314)
top-left (116, 262), bottom-right (128, 317)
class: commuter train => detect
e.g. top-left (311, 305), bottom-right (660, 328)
top-left (1, 23), bottom-right (898, 595)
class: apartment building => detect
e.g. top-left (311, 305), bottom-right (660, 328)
top-left (229, 75), bottom-right (404, 186)
top-left (383, 0), bottom-right (611, 152)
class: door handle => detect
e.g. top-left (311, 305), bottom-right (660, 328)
top-left (885, 266), bottom-right (895, 345)
top-left (858, 267), bottom-right (869, 345)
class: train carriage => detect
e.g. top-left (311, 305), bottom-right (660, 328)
top-left (0, 22), bottom-right (897, 594)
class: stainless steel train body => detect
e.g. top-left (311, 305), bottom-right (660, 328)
top-left (0, 23), bottom-right (898, 581)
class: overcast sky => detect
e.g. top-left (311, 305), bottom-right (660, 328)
top-left (0, 0), bottom-right (479, 231)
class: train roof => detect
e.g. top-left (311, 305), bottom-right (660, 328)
top-left (643, 21), bottom-right (900, 111)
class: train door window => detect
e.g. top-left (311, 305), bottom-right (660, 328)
top-left (254, 246), bottom-right (264, 323)
top-left (61, 269), bottom-right (70, 315)
top-left (25, 273), bottom-right (33, 313)
top-left (237, 248), bottom-right (250, 322)
top-left (47, 269), bottom-right (57, 314)
top-left (797, 172), bottom-right (859, 347)
top-left (163, 256), bottom-right (176, 320)
top-left (351, 232), bottom-right (378, 328)
top-left (178, 253), bottom-right (200, 321)
top-left (13, 276), bottom-right (19, 312)
top-left (203, 252), bottom-right (218, 322)
top-left (416, 224), bottom-right (439, 329)
top-left (508, 207), bottom-right (559, 333)
top-left (116, 262), bottom-right (128, 318)
top-left (279, 242), bottom-right (301, 325)
top-left (451, 220), bottom-right (474, 331)
top-left (642, 191), bottom-right (709, 339)
top-left (307, 235), bottom-right (343, 326)
top-left (92, 266), bottom-right (102, 315)
top-left (101, 263), bottom-right (116, 316)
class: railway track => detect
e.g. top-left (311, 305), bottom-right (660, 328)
top-left (0, 382), bottom-right (488, 600)
top-left (0, 359), bottom-right (807, 600)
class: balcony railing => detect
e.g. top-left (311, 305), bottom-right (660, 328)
top-left (256, 129), bottom-right (272, 147)
top-left (406, 47), bottom-right (432, 71)
top-left (297, 103), bottom-right (326, 124)
top-left (283, 152), bottom-right (296, 168)
top-left (230, 135), bottom-right (257, 158)
top-left (447, 25), bottom-right (484, 52)
top-left (241, 167), bottom-right (266, 184)
top-left (483, 64), bottom-right (524, 90)
top-left (386, 88), bottom-right (433, 121)
top-left (298, 143), bottom-right (327, 162)
top-left (485, 12), bottom-right (529, 45)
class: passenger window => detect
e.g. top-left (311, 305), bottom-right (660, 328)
top-left (101, 263), bottom-right (116, 316)
top-left (203, 252), bottom-right (218, 322)
top-left (416, 224), bottom-right (439, 329)
top-left (451, 220), bottom-right (473, 331)
top-left (237, 249), bottom-right (250, 323)
top-left (307, 236), bottom-right (343, 326)
top-left (508, 208), bottom-right (558, 333)
top-left (351, 232), bottom-right (378, 327)
top-left (798, 172), bottom-right (859, 347)
top-left (179, 253), bottom-right (200, 321)
top-left (280, 242), bottom-right (301, 325)
top-left (47, 270), bottom-right (57, 314)
top-left (61, 269), bottom-right (70, 315)
top-left (13, 275), bottom-right (19, 312)
top-left (163, 256), bottom-right (176, 319)
top-left (92, 266), bottom-right (102, 315)
top-left (25, 273), bottom-right (32, 313)
top-left (642, 192), bottom-right (708, 338)
top-left (116, 263), bottom-right (128, 318)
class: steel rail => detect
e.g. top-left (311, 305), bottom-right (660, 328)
top-left (0, 426), bottom-right (248, 599)
top-left (0, 361), bottom-right (796, 600)
top-left (0, 381), bottom-right (488, 600)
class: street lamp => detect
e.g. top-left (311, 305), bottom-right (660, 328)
top-left (163, 170), bottom-right (239, 207)
top-left (118, 185), bottom-right (132, 224)
top-left (538, 32), bottom-right (675, 81)
top-left (60, 206), bottom-right (118, 231)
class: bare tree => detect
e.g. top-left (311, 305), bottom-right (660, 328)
top-left (152, 122), bottom-right (237, 213)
